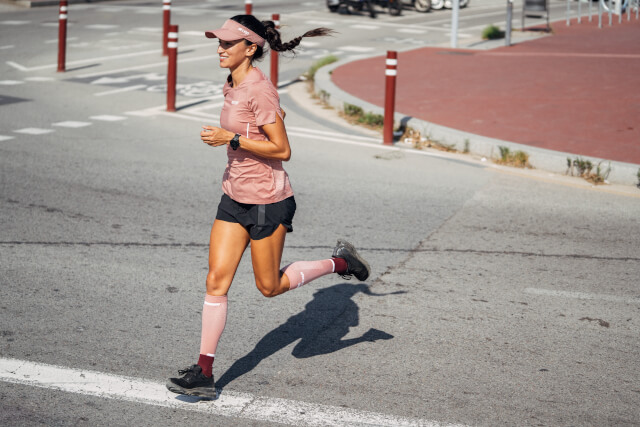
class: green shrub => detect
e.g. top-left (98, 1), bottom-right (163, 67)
top-left (305, 55), bottom-right (339, 81)
top-left (344, 103), bottom-right (363, 117)
top-left (358, 112), bottom-right (384, 127)
top-left (496, 146), bottom-right (530, 168)
top-left (482, 25), bottom-right (505, 40)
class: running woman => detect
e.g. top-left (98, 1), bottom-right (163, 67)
top-left (166, 15), bottom-right (371, 398)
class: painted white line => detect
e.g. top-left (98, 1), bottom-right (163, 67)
top-left (90, 115), bottom-right (127, 122)
top-left (181, 30), bottom-right (206, 36)
top-left (142, 107), bottom-right (451, 161)
top-left (0, 135), bottom-right (15, 142)
top-left (397, 29), bottom-right (426, 34)
top-left (85, 24), bottom-right (120, 30)
top-left (94, 84), bottom-right (147, 97)
top-left (52, 121), bottom-right (92, 128)
top-left (14, 128), bottom-right (54, 135)
top-left (287, 126), bottom-right (380, 143)
top-left (0, 45), bottom-right (15, 50)
top-left (76, 53), bottom-right (218, 78)
top-left (0, 80), bottom-right (23, 85)
top-left (45, 37), bottom-right (78, 44)
top-left (305, 20), bottom-right (334, 26)
top-left (524, 288), bottom-right (640, 304)
top-left (130, 27), bottom-right (162, 33)
top-left (350, 24), bottom-right (380, 30)
top-left (0, 358), bottom-right (453, 427)
top-left (24, 77), bottom-right (55, 82)
top-left (340, 46), bottom-right (376, 53)
top-left (1, 20), bottom-right (31, 25)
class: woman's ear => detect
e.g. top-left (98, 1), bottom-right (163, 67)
top-left (245, 43), bottom-right (258, 58)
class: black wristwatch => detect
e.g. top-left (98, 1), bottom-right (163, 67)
top-left (230, 133), bottom-right (241, 150)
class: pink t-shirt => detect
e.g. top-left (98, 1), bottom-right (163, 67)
top-left (219, 68), bottom-right (294, 204)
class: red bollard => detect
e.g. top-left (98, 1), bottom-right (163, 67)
top-left (57, 0), bottom-right (68, 72)
top-left (245, 0), bottom-right (252, 15)
top-left (163, 0), bottom-right (171, 56)
top-left (270, 14), bottom-right (280, 88)
top-left (383, 51), bottom-right (398, 145)
top-left (167, 25), bottom-right (178, 112)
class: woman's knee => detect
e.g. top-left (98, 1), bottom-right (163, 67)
top-left (255, 276), bottom-right (283, 298)
top-left (205, 269), bottom-right (232, 295)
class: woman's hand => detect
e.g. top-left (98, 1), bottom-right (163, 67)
top-left (201, 126), bottom-right (234, 147)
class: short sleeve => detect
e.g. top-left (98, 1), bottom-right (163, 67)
top-left (248, 81), bottom-right (281, 127)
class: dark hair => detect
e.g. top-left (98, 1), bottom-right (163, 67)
top-left (230, 15), bottom-right (334, 62)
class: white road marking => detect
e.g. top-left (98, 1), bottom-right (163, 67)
top-left (14, 128), bottom-right (54, 135)
top-left (0, 358), bottom-right (454, 427)
top-left (45, 37), bottom-right (78, 44)
top-left (397, 29), bottom-right (426, 34)
top-left (24, 77), bottom-right (55, 82)
top-left (1, 20), bottom-right (31, 25)
top-left (305, 20), bottom-right (334, 26)
top-left (52, 121), bottom-right (92, 128)
top-left (340, 46), bottom-right (376, 53)
top-left (76, 54), bottom-right (218, 78)
top-left (85, 24), bottom-right (120, 30)
top-left (0, 80), bottom-right (23, 85)
top-left (7, 43), bottom-right (210, 73)
top-left (94, 84), bottom-right (147, 97)
top-left (130, 27), bottom-right (162, 33)
top-left (5, 61), bottom-right (27, 71)
top-left (524, 288), bottom-right (640, 304)
top-left (0, 45), bottom-right (15, 50)
top-left (90, 115), bottom-right (127, 122)
top-left (0, 135), bottom-right (15, 142)
top-left (350, 24), bottom-right (380, 30)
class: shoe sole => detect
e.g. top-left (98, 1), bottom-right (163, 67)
top-left (337, 239), bottom-right (371, 281)
top-left (166, 382), bottom-right (217, 399)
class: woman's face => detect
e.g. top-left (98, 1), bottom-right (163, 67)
top-left (217, 39), bottom-right (255, 69)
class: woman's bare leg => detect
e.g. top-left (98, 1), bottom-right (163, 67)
top-left (250, 226), bottom-right (370, 297)
top-left (250, 224), bottom-right (290, 297)
top-left (206, 219), bottom-right (250, 296)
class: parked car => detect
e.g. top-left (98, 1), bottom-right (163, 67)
top-left (444, 0), bottom-right (470, 9)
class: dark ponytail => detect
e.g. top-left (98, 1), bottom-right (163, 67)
top-left (230, 15), bottom-right (334, 62)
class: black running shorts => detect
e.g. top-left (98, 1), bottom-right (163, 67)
top-left (215, 193), bottom-right (296, 240)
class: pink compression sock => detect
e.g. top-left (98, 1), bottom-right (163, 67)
top-left (282, 259), bottom-right (340, 290)
top-left (198, 294), bottom-right (228, 377)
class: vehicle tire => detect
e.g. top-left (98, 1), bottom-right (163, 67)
top-left (414, 0), bottom-right (431, 12)
top-left (328, 5), bottom-right (339, 11)
top-left (444, 0), bottom-right (467, 7)
top-left (431, 0), bottom-right (445, 9)
top-left (600, 0), bottom-right (628, 13)
top-left (389, 0), bottom-right (403, 15)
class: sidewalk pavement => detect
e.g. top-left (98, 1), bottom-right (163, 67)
top-left (316, 19), bottom-right (640, 186)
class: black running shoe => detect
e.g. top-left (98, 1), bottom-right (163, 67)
top-left (166, 364), bottom-right (216, 398)
top-left (332, 239), bottom-right (371, 281)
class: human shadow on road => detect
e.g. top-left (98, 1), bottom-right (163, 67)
top-left (215, 283), bottom-right (404, 391)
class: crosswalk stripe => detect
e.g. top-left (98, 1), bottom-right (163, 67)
top-left (53, 121), bottom-right (93, 128)
top-left (14, 128), bottom-right (54, 135)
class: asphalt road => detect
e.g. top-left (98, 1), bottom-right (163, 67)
top-left (1, 1), bottom-right (639, 425)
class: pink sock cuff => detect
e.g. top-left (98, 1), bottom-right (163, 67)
top-left (204, 294), bottom-right (227, 306)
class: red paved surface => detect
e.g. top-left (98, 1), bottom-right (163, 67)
top-left (332, 20), bottom-right (640, 165)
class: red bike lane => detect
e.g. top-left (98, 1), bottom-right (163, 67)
top-left (331, 20), bottom-right (640, 165)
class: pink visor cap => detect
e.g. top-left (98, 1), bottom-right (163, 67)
top-left (205, 20), bottom-right (265, 47)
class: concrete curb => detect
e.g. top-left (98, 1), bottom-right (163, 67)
top-left (314, 57), bottom-right (640, 187)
